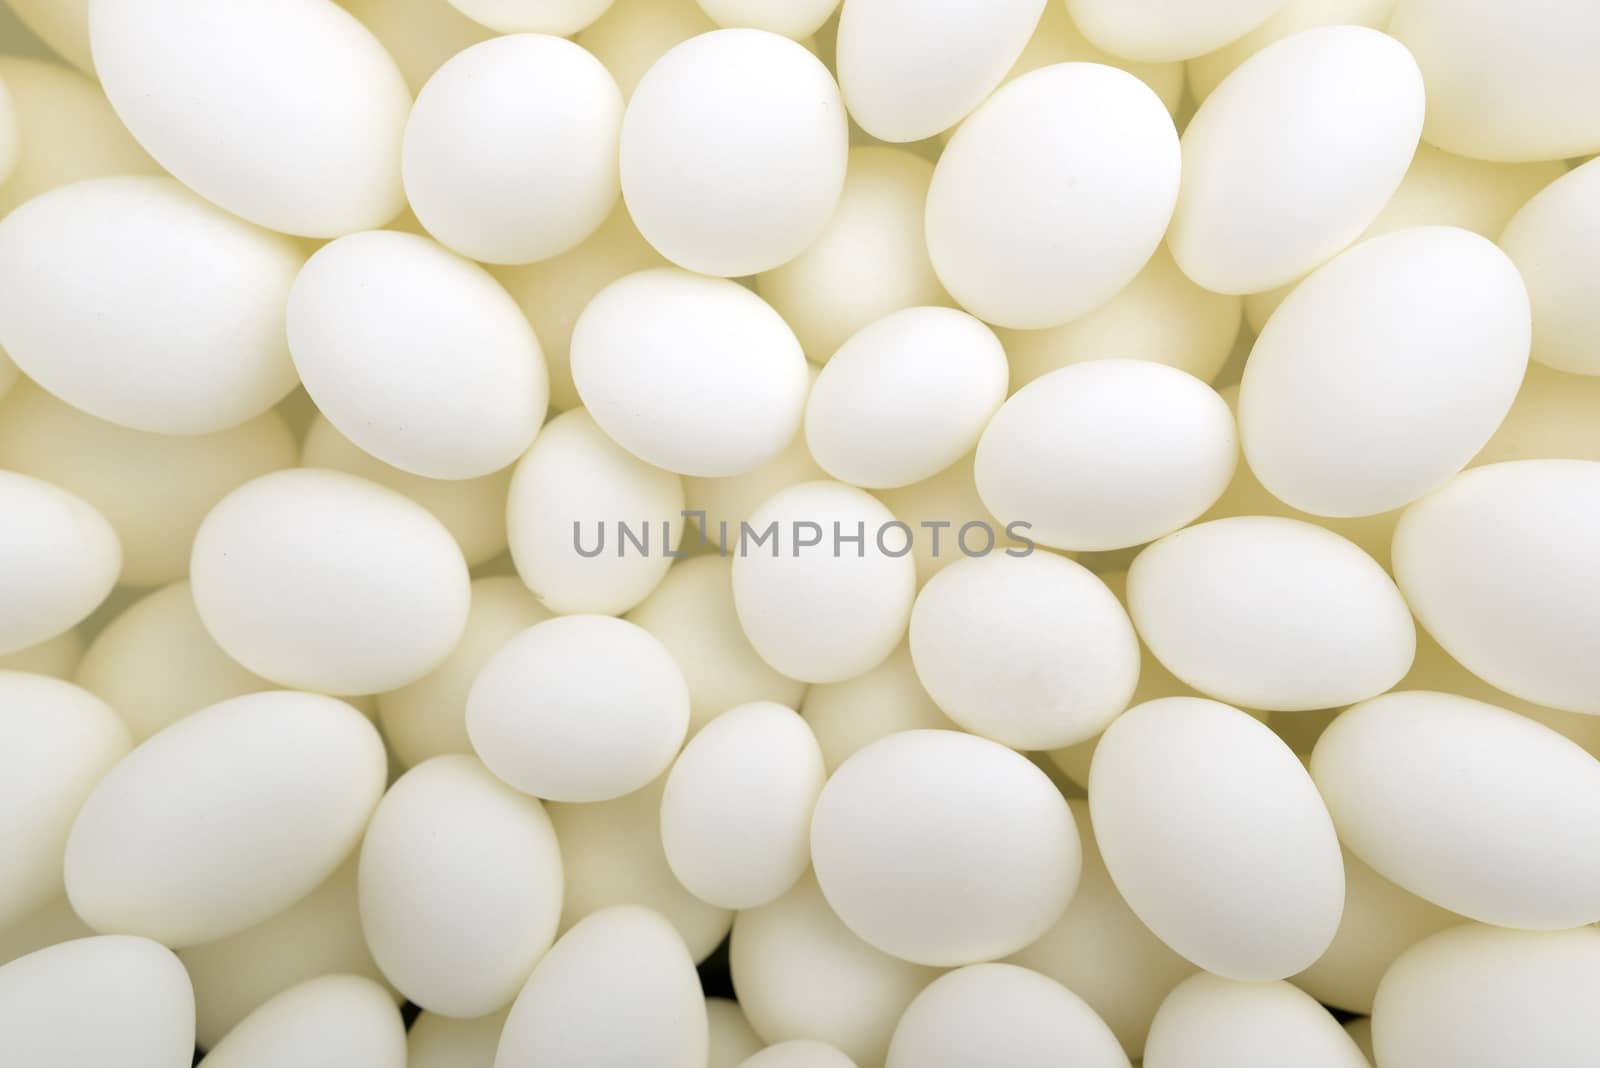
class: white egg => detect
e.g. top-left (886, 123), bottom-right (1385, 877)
top-left (996, 245), bottom-right (1242, 391)
top-left (695, 0), bottom-right (837, 38)
top-left (0, 935), bottom-right (194, 1068)
top-left (1241, 227), bottom-right (1530, 516)
top-left (730, 874), bottom-right (937, 1067)
top-left (731, 481), bottom-right (918, 684)
top-left (495, 906), bottom-right (707, 1068)
top-left (926, 62), bottom-right (1180, 329)
top-left (1066, 0), bottom-right (1289, 61)
top-left (0, 472), bottom-right (119, 657)
top-left (0, 56), bottom-right (159, 217)
top-left (1392, 460), bottom-right (1600, 715)
top-left (1499, 157), bottom-right (1600, 376)
top-left (339, 0), bottom-right (493, 93)
top-left (91, 0), bottom-right (410, 236)
top-left (976, 360), bottom-right (1238, 551)
top-left (909, 553), bottom-right (1139, 749)
top-left (661, 702), bottom-right (825, 909)
top-left (628, 555), bottom-right (808, 736)
top-left (1186, 0), bottom-right (1399, 102)
top-left (571, 268), bottom-right (809, 478)
top-left (179, 857), bottom-right (395, 1050)
top-left (1313, 690), bottom-right (1600, 929)
top-left (190, 469), bottom-right (470, 695)
top-left (1126, 517), bottom-right (1415, 711)
top-left (403, 35), bottom-right (622, 264)
top-left (806, 307), bottom-right (1007, 490)
top-left (1144, 974), bottom-right (1369, 1068)
top-left (835, 0), bottom-right (1046, 142)
top-left (301, 414), bottom-right (510, 567)
top-left (358, 755), bottom-right (563, 1018)
top-left (1008, 800), bottom-right (1195, 1061)
top-left (0, 383), bottom-right (298, 587)
top-left (0, 176), bottom-right (302, 434)
top-left (1389, 0), bottom-right (1600, 161)
top-left (811, 730), bottom-right (1080, 967)
top-left (506, 408), bottom-right (685, 616)
top-left (740, 1040), bottom-right (858, 1068)
top-left (197, 975), bottom-right (405, 1068)
top-left (445, 0), bottom-right (614, 34)
top-left (1373, 925), bottom-right (1600, 1068)
top-left (0, 673), bottom-right (129, 929)
top-left (887, 964), bottom-right (1130, 1068)
top-left (468, 615), bottom-right (690, 802)
top-left (288, 231), bottom-right (547, 480)
top-left (1089, 697), bottom-right (1345, 981)
top-left (621, 29), bottom-right (847, 276)
top-left (576, 0), bottom-right (717, 99)
top-left (73, 582), bottom-right (268, 745)
top-left (64, 691), bottom-right (385, 946)
top-left (1169, 26), bottom-right (1424, 294)
top-left (707, 999), bottom-right (765, 1068)
top-left (408, 1009), bottom-right (506, 1068)
top-left (756, 146), bottom-right (948, 365)
top-left (379, 577), bottom-right (553, 769)
top-left (801, 643), bottom-right (953, 772)
top-left (1290, 849), bottom-right (1459, 1015)
top-left (549, 776), bottom-right (733, 963)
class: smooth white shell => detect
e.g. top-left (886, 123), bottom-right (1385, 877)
top-left (198, 975), bottom-right (405, 1068)
top-left (91, 0), bottom-right (410, 236)
top-left (446, 0), bottom-right (614, 34)
top-left (810, 730), bottom-right (1080, 967)
top-left (1169, 26), bottom-right (1424, 294)
top-left (301, 414), bottom-right (510, 568)
top-left (1127, 517), bottom-right (1415, 711)
top-left (1242, 227), bottom-right (1530, 517)
top-left (1008, 800), bottom-right (1195, 1060)
top-left (0, 176), bottom-right (303, 435)
top-left (927, 62), bottom-right (1180, 330)
top-left (661, 702), bottom-right (825, 909)
top-left (572, 268), bottom-right (810, 478)
top-left (1499, 157), bottom-right (1600, 376)
top-left (0, 673), bottom-right (129, 929)
top-left (1144, 974), bottom-right (1369, 1068)
top-left (887, 964), bottom-right (1130, 1068)
top-left (621, 29), bottom-right (847, 276)
top-left (0, 936), bottom-right (195, 1068)
top-left (358, 755), bottom-right (563, 1018)
top-left (801, 643), bottom-right (953, 773)
top-left (1373, 926), bottom-right (1600, 1068)
top-left (730, 874), bottom-right (937, 1067)
top-left (909, 553), bottom-right (1140, 750)
top-left (755, 146), bottom-right (947, 365)
top-left (805, 307), bottom-right (1008, 490)
top-left (495, 906), bottom-right (707, 1068)
top-left (191, 469), bottom-right (470, 695)
top-left (1392, 460), bottom-right (1600, 714)
top-left (469, 615), bottom-right (690, 803)
top-left (0, 384), bottom-right (298, 587)
top-left (627, 555), bottom-right (807, 735)
top-left (549, 776), bottom-right (733, 963)
top-left (506, 408), bottom-right (685, 616)
top-left (0, 472), bottom-right (119, 657)
top-left (64, 691), bottom-right (386, 947)
top-left (288, 231), bottom-right (547, 480)
top-left (694, 0), bottom-right (837, 38)
top-left (1089, 697), bottom-right (1345, 981)
top-left (179, 857), bottom-right (395, 1050)
top-left (976, 360), bottom-right (1238, 550)
top-left (379, 577), bottom-right (552, 769)
top-left (1389, 0), bottom-right (1600, 161)
top-left (1313, 690), bottom-right (1600, 929)
top-left (731, 481), bottom-right (917, 684)
top-left (1067, 0), bottom-right (1289, 61)
top-left (403, 35), bottom-right (622, 264)
top-left (835, 0), bottom-right (1046, 142)
top-left (73, 582), bottom-right (268, 745)
top-left (408, 1010), bottom-right (506, 1068)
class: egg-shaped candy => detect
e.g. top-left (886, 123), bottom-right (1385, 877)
top-left (0, 472), bottom-right (120, 657)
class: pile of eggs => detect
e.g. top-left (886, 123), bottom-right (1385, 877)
top-left (1, 0), bottom-right (1599, 1066)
